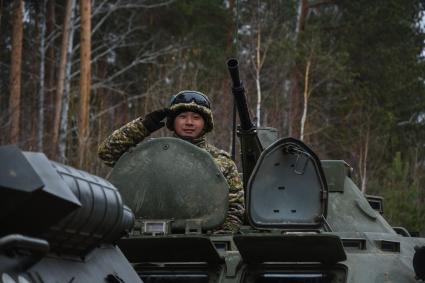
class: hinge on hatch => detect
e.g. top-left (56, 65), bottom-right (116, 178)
top-left (284, 145), bottom-right (311, 175)
top-left (185, 219), bottom-right (202, 234)
top-left (139, 219), bottom-right (172, 236)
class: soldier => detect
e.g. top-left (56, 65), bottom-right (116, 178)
top-left (98, 90), bottom-right (244, 233)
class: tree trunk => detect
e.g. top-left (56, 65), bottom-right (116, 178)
top-left (29, 5), bottom-right (40, 150)
top-left (360, 126), bottom-right (370, 193)
top-left (0, 0), bottom-right (3, 39)
top-left (223, 0), bottom-right (236, 156)
top-left (255, 28), bottom-right (262, 127)
top-left (8, 0), bottom-right (23, 144)
top-left (0, 0), bottom-right (3, 110)
top-left (300, 59), bottom-right (311, 141)
top-left (58, 0), bottom-right (76, 162)
top-left (45, 0), bottom-right (56, 155)
top-left (295, 0), bottom-right (309, 35)
top-left (227, 0), bottom-right (236, 54)
top-left (52, 0), bottom-right (75, 154)
top-left (78, 0), bottom-right (92, 167)
top-left (38, 0), bottom-right (47, 152)
top-left (289, 0), bottom-right (309, 138)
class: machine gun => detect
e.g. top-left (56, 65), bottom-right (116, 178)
top-left (227, 58), bottom-right (263, 187)
top-left (0, 145), bottom-right (141, 282)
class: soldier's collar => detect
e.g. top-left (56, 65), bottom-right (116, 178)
top-left (173, 133), bottom-right (206, 148)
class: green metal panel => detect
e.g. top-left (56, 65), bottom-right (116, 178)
top-left (247, 138), bottom-right (327, 229)
top-left (118, 236), bottom-right (223, 263)
top-left (327, 176), bottom-right (395, 234)
top-left (321, 160), bottom-right (351, 193)
top-left (234, 234), bottom-right (346, 264)
top-left (256, 127), bottom-right (279, 149)
top-left (109, 137), bottom-right (229, 231)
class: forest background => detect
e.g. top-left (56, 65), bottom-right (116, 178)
top-left (2, 0), bottom-right (425, 234)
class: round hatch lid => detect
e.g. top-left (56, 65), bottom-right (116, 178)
top-left (109, 137), bottom-right (229, 231)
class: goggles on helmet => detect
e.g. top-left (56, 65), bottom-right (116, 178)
top-left (170, 91), bottom-right (211, 109)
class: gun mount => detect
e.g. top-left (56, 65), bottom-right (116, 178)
top-left (227, 58), bottom-right (263, 188)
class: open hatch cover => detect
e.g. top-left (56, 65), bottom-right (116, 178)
top-left (234, 234), bottom-right (346, 265)
top-left (110, 138), bottom-right (229, 232)
top-left (247, 138), bottom-right (328, 229)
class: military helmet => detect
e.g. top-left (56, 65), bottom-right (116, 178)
top-left (166, 90), bottom-right (214, 133)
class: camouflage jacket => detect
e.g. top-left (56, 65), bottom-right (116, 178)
top-left (98, 117), bottom-right (245, 233)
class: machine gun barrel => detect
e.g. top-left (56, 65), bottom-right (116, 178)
top-left (227, 58), bottom-right (263, 187)
top-left (227, 58), bottom-right (254, 131)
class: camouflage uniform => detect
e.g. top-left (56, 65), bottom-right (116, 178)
top-left (98, 117), bottom-right (245, 233)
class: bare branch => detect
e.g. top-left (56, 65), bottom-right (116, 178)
top-left (91, 45), bottom-right (178, 89)
top-left (94, 0), bottom-right (175, 13)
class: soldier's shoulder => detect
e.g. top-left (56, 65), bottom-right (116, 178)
top-left (205, 143), bottom-right (231, 159)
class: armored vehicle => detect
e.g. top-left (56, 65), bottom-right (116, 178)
top-left (0, 145), bottom-right (142, 282)
top-left (1, 58), bottom-right (425, 283)
top-left (111, 59), bottom-right (425, 282)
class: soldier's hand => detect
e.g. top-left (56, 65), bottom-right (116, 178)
top-left (142, 108), bottom-right (169, 132)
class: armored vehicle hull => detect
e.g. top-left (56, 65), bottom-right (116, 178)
top-left (2, 57), bottom-right (424, 283)
top-left (111, 137), bottom-right (425, 283)
top-left (0, 145), bottom-right (142, 283)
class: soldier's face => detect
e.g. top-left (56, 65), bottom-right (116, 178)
top-left (174, 111), bottom-right (205, 139)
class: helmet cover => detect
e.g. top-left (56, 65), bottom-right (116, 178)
top-left (166, 90), bottom-right (214, 133)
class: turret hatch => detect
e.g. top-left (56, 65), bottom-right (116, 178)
top-left (109, 137), bottom-right (229, 232)
top-left (247, 138), bottom-right (328, 230)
